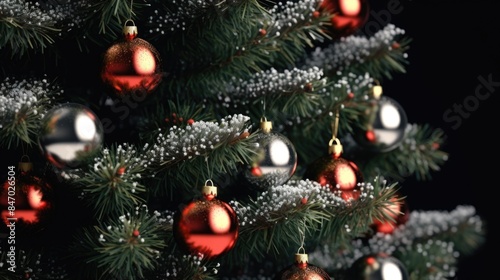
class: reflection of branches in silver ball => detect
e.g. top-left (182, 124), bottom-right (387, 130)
top-left (243, 131), bottom-right (297, 191)
top-left (38, 103), bottom-right (104, 169)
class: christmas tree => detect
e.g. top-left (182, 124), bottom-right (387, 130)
top-left (0, 0), bottom-right (493, 279)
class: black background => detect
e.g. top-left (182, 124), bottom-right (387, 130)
top-left (369, 1), bottom-right (499, 279)
top-left (1, 1), bottom-right (498, 279)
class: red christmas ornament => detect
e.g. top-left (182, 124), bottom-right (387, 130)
top-left (274, 253), bottom-right (331, 279)
top-left (320, 0), bottom-right (370, 38)
top-left (1, 174), bottom-right (53, 226)
top-left (173, 181), bottom-right (239, 259)
top-left (303, 138), bottom-right (363, 201)
top-left (102, 20), bottom-right (163, 95)
top-left (371, 194), bottom-right (409, 234)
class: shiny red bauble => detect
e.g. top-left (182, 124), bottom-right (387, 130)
top-left (320, 0), bottom-right (370, 38)
top-left (173, 187), bottom-right (239, 259)
top-left (304, 151), bottom-right (364, 201)
top-left (371, 194), bottom-right (409, 234)
top-left (274, 254), bottom-right (331, 280)
top-left (102, 22), bottom-right (163, 95)
top-left (1, 175), bottom-right (53, 226)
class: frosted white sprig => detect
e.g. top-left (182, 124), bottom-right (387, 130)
top-left (309, 205), bottom-right (483, 279)
top-left (305, 24), bottom-right (407, 72)
top-left (162, 254), bottom-right (219, 279)
top-left (147, 0), bottom-right (239, 34)
top-left (267, 0), bottom-right (319, 37)
top-left (220, 67), bottom-right (326, 109)
top-left (143, 114), bottom-right (251, 165)
top-left (0, 76), bottom-right (62, 128)
top-left (0, 0), bottom-right (87, 31)
top-left (230, 179), bottom-right (374, 227)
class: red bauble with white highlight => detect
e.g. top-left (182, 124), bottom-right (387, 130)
top-left (173, 183), bottom-right (239, 259)
top-left (320, 0), bottom-right (370, 38)
top-left (102, 20), bottom-right (163, 95)
top-left (303, 139), bottom-right (364, 201)
top-left (371, 194), bottom-right (409, 234)
top-left (1, 175), bottom-right (53, 226)
top-left (274, 253), bottom-right (331, 280)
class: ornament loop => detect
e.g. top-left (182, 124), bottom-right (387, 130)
top-left (18, 155), bottom-right (33, 172)
top-left (205, 179), bottom-right (215, 187)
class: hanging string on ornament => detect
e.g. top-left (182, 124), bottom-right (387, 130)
top-left (303, 110), bottom-right (364, 201)
top-left (173, 179), bottom-right (239, 259)
top-left (352, 83), bottom-right (408, 153)
top-left (242, 117), bottom-right (298, 191)
top-left (274, 224), bottom-right (331, 279)
top-left (38, 103), bottom-right (104, 169)
top-left (347, 252), bottom-right (409, 280)
top-left (319, 0), bottom-right (370, 39)
top-left (101, 3), bottom-right (163, 96)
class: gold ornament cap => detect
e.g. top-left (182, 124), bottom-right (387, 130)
top-left (123, 19), bottom-right (138, 40)
top-left (295, 253), bottom-right (308, 264)
top-left (260, 117), bottom-right (272, 133)
top-left (328, 138), bottom-right (343, 158)
top-left (202, 179), bottom-right (217, 200)
top-left (372, 85), bottom-right (383, 99)
top-left (18, 155), bottom-right (33, 172)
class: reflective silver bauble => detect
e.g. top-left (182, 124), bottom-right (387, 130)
top-left (243, 120), bottom-right (297, 190)
top-left (353, 95), bottom-right (408, 153)
top-left (38, 103), bottom-right (104, 169)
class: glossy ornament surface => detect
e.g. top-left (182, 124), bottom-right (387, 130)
top-left (1, 176), bottom-right (53, 226)
top-left (371, 194), bottom-right (409, 234)
top-left (102, 21), bottom-right (162, 95)
top-left (347, 253), bottom-right (409, 280)
top-left (38, 103), bottom-right (103, 169)
top-left (320, 0), bottom-right (370, 38)
top-left (173, 184), bottom-right (239, 259)
top-left (303, 142), bottom-right (363, 201)
top-left (353, 94), bottom-right (408, 153)
top-left (243, 120), bottom-right (297, 190)
top-left (274, 253), bottom-right (331, 280)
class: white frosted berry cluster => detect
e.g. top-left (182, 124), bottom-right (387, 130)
top-left (306, 24), bottom-right (406, 72)
top-left (147, 0), bottom-right (241, 34)
top-left (266, 0), bottom-right (319, 37)
top-left (0, 0), bottom-right (86, 30)
top-left (161, 254), bottom-right (220, 279)
top-left (143, 114), bottom-right (251, 166)
top-left (309, 205), bottom-right (482, 278)
top-left (230, 179), bottom-right (374, 227)
top-left (0, 76), bottom-right (62, 128)
top-left (220, 67), bottom-right (325, 108)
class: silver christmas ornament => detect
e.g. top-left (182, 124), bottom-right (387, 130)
top-left (243, 118), bottom-right (297, 190)
top-left (38, 103), bottom-right (104, 169)
top-left (347, 252), bottom-right (409, 280)
top-left (353, 85), bottom-right (408, 152)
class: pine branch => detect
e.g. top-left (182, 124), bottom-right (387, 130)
top-left (309, 205), bottom-right (485, 279)
top-left (0, 77), bottom-right (62, 149)
top-left (0, 248), bottom-right (68, 279)
top-left (68, 205), bottom-right (167, 280)
top-left (61, 144), bottom-right (149, 220)
top-left (141, 114), bottom-right (256, 198)
top-left (348, 123), bottom-right (448, 181)
top-left (305, 24), bottom-right (410, 82)
top-left (221, 178), bottom-right (398, 270)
